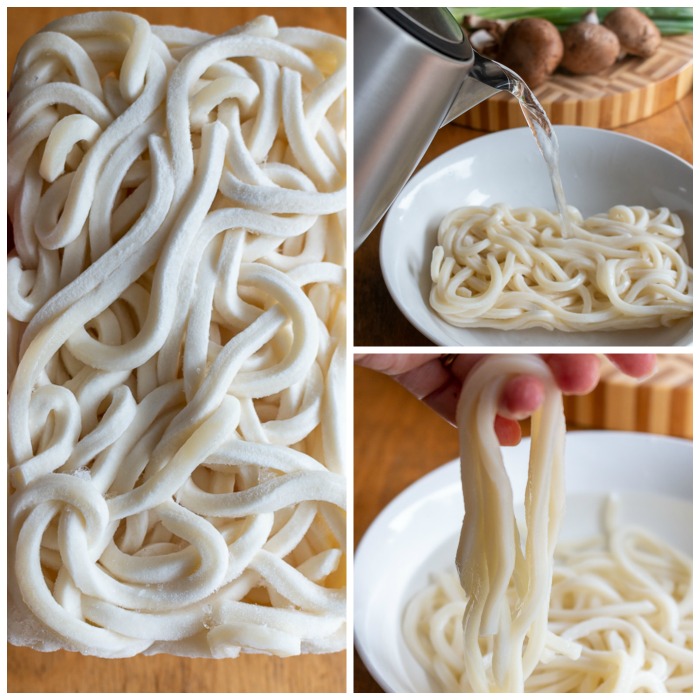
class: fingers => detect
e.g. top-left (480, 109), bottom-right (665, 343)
top-left (383, 355), bottom-right (540, 445)
top-left (495, 415), bottom-right (522, 446)
top-left (499, 374), bottom-right (545, 420)
top-left (606, 354), bottom-right (656, 378)
top-left (421, 378), bottom-right (522, 445)
top-left (394, 357), bottom-right (454, 402)
top-left (357, 353), bottom-right (658, 449)
top-left (543, 354), bottom-right (601, 394)
top-left (354, 353), bottom-right (442, 376)
top-left (360, 355), bottom-right (461, 425)
top-left (498, 355), bottom-right (604, 425)
top-left (418, 354), bottom-right (487, 425)
top-left (358, 354), bottom-right (593, 444)
top-left (421, 374), bottom-right (462, 425)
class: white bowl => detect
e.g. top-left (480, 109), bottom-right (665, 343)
top-left (379, 126), bottom-right (693, 347)
top-left (354, 431), bottom-right (692, 693)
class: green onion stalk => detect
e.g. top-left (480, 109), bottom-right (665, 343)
top-left (449, 7), bottom-right (693, 35)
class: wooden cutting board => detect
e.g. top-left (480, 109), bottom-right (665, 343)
top-left (563, 355), bottom-right (692, 439)
top-left (458, 34), bottom-right (693, 131)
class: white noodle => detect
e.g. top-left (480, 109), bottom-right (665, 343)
top-left (403, 356), bottom-right (692, 692)
top-left (430, 205), bottom-right (692, 330)
top-left (8, 12), bottom-right (346, 659)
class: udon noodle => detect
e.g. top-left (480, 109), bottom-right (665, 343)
top-left (430, 205), bottom-right (692, 331)
top-left (7, 12), bottom-right (346, 658)
top-left (403, 356), bottom-right (692, 692)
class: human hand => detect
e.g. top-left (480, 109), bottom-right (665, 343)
top-left (354, 354), bottom-right (656, 445)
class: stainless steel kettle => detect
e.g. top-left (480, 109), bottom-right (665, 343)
top-left (354, 7), bottom-right (511, 249)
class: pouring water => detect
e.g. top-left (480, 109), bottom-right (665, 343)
top-left (354, 7), bottom-right (571, 247)
top-left (466, 53), bottom-right (571, 237)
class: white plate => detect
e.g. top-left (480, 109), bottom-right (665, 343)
top-left (379, 126), bottom-right (693, 347)
top-left (354, 431), bottom-right (692, 693)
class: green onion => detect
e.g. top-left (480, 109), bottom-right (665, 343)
top-left (651, 20), bottom-right (694, 35)
top-left (637, 7), bottom-right (693, 20)
top-left (449, 7), bottom-right (693, 35)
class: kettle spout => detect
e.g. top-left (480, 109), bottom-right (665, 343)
top-left (441, 52), bottom-right (512, 127)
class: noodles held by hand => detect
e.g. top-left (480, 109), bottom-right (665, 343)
top-left (403, 355), bottom-right (692, 692)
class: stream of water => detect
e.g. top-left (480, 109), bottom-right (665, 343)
top-left (480, 61), bottom-right (571, 237)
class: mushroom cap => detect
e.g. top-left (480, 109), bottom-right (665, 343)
top-left (603, 7), bottom-right (661, 58)
top-left (498, 18), bottom-right (564, 89)
top-left (560, 22), bottom-right (620, 75)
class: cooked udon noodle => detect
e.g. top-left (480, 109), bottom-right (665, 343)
top-left (430, 205), bottom-right (692, 331)
top-left (403, 356), bottom-right (692, 692)
top-left (8, 12), bottom-right (346, 658)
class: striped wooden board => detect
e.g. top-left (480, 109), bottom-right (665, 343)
top-left (459, 34), bottom-right (693, 131)
top-left (563, 355), bottom-right (692, 439)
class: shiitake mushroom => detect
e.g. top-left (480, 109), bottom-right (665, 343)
top-left (604, 7), bottom-right (662, 58)
top-left (560, 21), bottom-right (620, 75)
top-left (498, 18), bottom-right (563, 88)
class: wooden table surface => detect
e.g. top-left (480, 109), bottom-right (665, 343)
top-left (354, 93), bottom-right (693, 347)
top-left (353, 364), bottom-right (465, 693)
top-left (6, 6), bottom-right (346, 83)
top-left (6, 6), bottom-right (347, 694)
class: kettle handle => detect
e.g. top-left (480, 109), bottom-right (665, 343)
top-left (441, 52), bottom-right (512, 127)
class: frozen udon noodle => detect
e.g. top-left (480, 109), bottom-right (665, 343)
top-left (430, 205), bottom-right (692, 331)
top-left (8, 12), bottom-right (346, 658)
top-left (403, 356), bottom-right (692, 692)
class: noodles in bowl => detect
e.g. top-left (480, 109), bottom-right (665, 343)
top-left (404, 495), bottom-right (692, 692)
top-left (428, 68), bottom-right (692, 334)
top-left (379, 126), bottom-right (693, 346)
top-left (430, 204), bottom-right (692, 331)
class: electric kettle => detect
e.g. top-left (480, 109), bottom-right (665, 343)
top-left (354, 7), bottom-right (511, 249)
